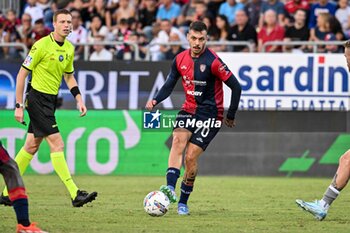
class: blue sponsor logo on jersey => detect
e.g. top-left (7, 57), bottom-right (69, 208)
top-left (59, 55), bottom-right (64, 62)
top-left (143, 110), bottom-right (161, 129)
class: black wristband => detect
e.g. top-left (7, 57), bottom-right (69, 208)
top-left (70, 86), bottom-right (81, 98)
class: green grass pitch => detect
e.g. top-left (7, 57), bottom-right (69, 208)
top-left (0, 176), bottom-right (350, 232)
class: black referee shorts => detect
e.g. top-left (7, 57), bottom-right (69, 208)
top-left (173, 110), bottom-right (222, 151)
top-left (26, 88), bottom-right (59, 138)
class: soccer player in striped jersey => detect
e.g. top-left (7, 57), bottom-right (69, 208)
top-left (146, 21), bottom-right (242, 215)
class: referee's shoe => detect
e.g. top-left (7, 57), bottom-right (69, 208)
top-left (72, 190), bottom-right (98, 207)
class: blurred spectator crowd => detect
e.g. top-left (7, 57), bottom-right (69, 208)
top-left (0, 0), bottom-right (348, 61)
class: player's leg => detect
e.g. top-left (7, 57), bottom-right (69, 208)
top-left (177, 142), bottom-right (203, 215)
top-left (176, 118), bottom-right (222, 215)
top-left (0, 142), bottom-right (46, 233)
top-left (296, 149), bottom-right (350, 220)
top-left (0, 142), bottom-right (29, 225)
top-left (329, 150), bottom-right (350, 192)
top-left (160, 128), bottom-right (192, 203)
top-left (46, 132), bottom-right (97, 207)
top-left (1, 132), bottom-right (43, 204)
top-left (17, 133), bottom-right (43, 175)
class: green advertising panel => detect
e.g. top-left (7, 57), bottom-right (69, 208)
top-left (0, 110), bottom-right (172, 175)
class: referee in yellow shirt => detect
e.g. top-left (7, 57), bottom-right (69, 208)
top-left (0, 9), bottom-right (97, 207)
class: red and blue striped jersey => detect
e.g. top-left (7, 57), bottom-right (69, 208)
top-left (154, 47), bottom-right (241, 120)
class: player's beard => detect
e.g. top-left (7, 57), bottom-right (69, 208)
top-left (192, 45), bottom-right (205, 56)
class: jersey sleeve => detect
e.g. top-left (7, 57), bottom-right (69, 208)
top-left (64, 44), bottom-right (75, 74)
top-left (22, 42), bottom-right (43, 71)
top-left (211, 56), bottom-right (242, 119)
top-left (224, 76), bottom-right (242, 120)
top-left (153, 58), bottom-right (180, 104)
top-left (211, 57), bottom-right (232, 82)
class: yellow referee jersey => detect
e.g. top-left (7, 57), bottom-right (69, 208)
top-left (22, 33), bottom-right (75, 95)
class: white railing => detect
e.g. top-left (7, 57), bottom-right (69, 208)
top-left (149, 41), bottom-right (254, 50)
top-left (0, 41), bottom-right (346, 61)
top-left (262, 41), bottom-right (345, 53)
top-left (75, 41), bottom-right (140, 61)
top-left (75, 41), bottom-right (255, 61)
top-left (0, 1), bottom-right (20, 15)
top-left (145, 41), bottom-right (255, 60)
top-left (0, 42), bottom-right (28, 60)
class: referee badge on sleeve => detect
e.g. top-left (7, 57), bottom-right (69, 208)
top-left (23, 55), bottom-right (32, 66)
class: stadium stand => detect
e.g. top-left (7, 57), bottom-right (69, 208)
top-left (0, 0), bottom-right (348, 60)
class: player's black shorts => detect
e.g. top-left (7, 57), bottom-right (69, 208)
top-left (26, 88), bottom-right (59, 138)
top-left (173, 110), bottom-right (222, 151)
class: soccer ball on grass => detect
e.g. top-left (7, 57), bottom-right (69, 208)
top-left (143, 191), bottom-right (170, 217)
